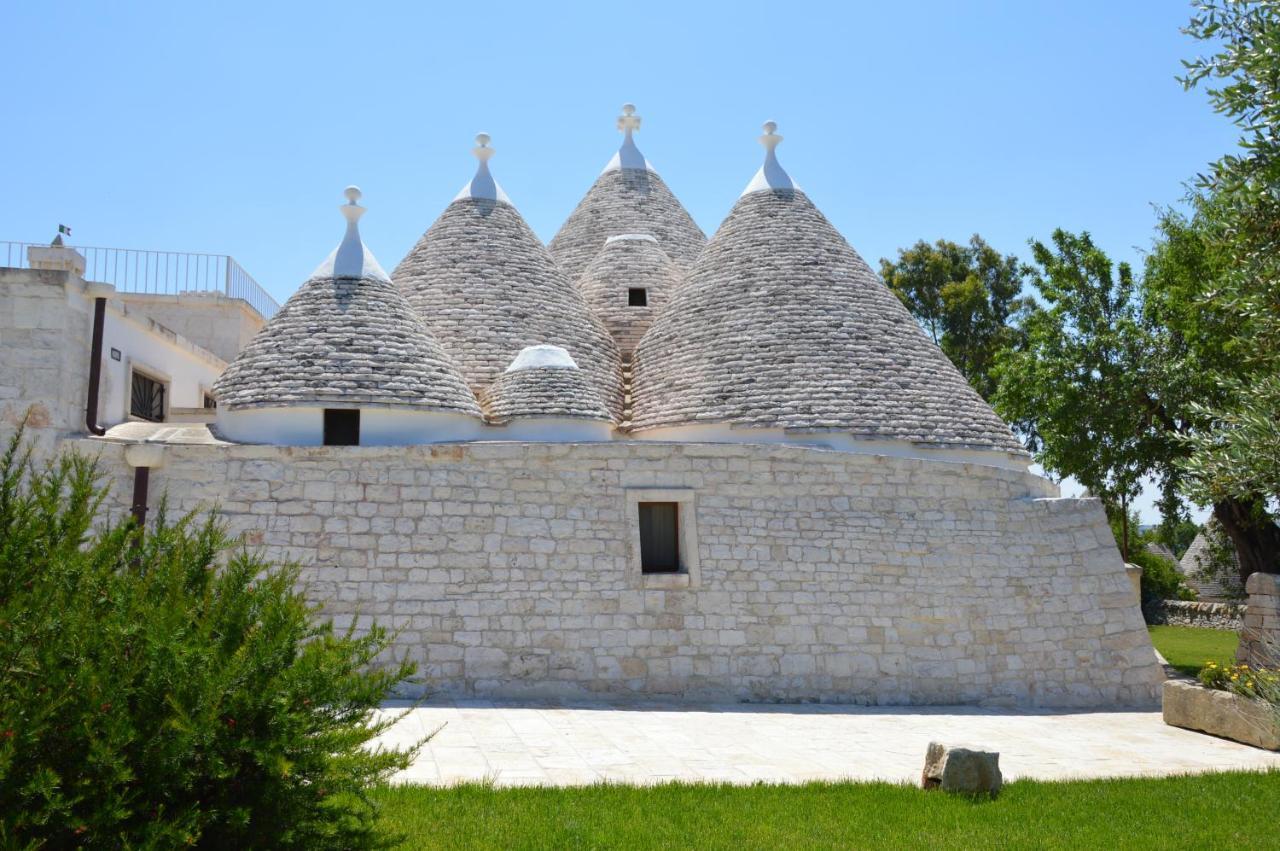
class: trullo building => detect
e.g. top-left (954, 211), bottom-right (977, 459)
top-left (0, 106), bottom-right (1162, 707)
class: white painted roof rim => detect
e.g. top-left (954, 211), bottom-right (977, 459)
top-left (741, 121), bottom-right (800, 196)
top-left (505, 344), bottom-right (580, 372)
top-left (454, 133), bottom-right (513, 204)
top-left (310, 186), bottom-right (391, 282)
top-left (605, 233), bottom-right (659, 244)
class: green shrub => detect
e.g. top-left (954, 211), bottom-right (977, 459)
top-left (0, 432), bottom-right (420, 849)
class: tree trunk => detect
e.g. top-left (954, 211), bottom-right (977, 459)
top-left (1120, 495), bottom-right (1130, 562)
top-left (1212, 496), bottom-right (1280, 584)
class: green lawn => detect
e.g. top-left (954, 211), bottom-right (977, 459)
top-left (372, 772), bottom-right (1280, 850)
top-left (1149, 624), bottom-right (1240, 676)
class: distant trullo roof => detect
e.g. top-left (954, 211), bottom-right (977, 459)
top-left (486, 345), bottom-right (611, 422)
top-left (213, 188), bottom-right (481, 416)
top-left (1178, 527), bottom-right (1242, 600)
top-left (392, 135), bottom-right (624, 419)
top-left (548, 104), bottom-right (706, 284)
top-left (629, 124), bottom-right (1024, 453)
top-left (577, 234), bottom-right (683, 357)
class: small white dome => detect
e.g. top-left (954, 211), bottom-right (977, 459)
top-left (505, 344), bottom-right (579, 373)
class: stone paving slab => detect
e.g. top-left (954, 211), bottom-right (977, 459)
top-left (373, 697), bottom-right (1280, 788)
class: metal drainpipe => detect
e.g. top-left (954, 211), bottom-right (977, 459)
top-left (85, 296), bottom-right (107, 436)
top-left (131, 466), bottom-right (150, 527)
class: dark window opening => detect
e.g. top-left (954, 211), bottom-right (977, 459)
top-left (628, 288), bottom-right (648, 307)
top-left (203, 393), bottom-right (217, 410)
top-left (323, 409), bottom-right (360, 446)
top-left (130, 372), bottom-right (166, 422)
top-left (638, 501), bottom-right (680, 573)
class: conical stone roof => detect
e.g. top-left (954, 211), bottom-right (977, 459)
top-left (214, 188), bottom-right (481, 416)
top-left (486, 345), bottom-right (611, 422)
top-left (549, 104), bottom-right (706, 284)
top-left (577, 234), bottom-right (683, 357)
top-left (393, 136), bottom-right (624, 419)
top-left (629, 125), bottom-right (1024, 454)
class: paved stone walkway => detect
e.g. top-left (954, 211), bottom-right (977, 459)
top-left (373, 698), bottom-right (1280, 787)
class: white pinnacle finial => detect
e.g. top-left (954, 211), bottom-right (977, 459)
top-left (340, 185), bottom-right (366, 224)
top-left (759, 121), bottom-right (782, 153)
top-left (313, 185), bottom-right (389, 281)
top-left (454, 132), bottom-right (510, 203)
top-left (473, 132), bottom-right (495, 164)
top-left (741, 119), bottom-right (799, 196)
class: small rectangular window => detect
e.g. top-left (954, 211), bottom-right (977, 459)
top-left (203, 393), bottom-right (217, 410)
top-left (638, 501), bottom-right (680, 573)
top-left (628, 288), bottom-right (648, 307)
top-left (323, 409), bottom-right (360, 446)
top-left (130, 372), bottom-right (166, 422)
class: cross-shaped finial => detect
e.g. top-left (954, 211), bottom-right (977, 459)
top-left (617, 103), bottom-right (642, 135)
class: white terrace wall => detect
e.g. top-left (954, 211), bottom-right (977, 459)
top-left (80, 439), bottom-right (1163, 708)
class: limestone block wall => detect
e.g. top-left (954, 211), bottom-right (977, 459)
top-left (79, 439), bottom-right (1163, 708)
top-left (0, 269), bottom-right (93, 453)
top-left (1237, 572), bottom-right (1280, 667)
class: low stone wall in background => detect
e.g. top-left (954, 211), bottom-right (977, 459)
top-left (1162, 600), bottom-right (1243, 630)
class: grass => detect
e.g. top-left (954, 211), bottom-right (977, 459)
top-left (1149, 624), bottom-right (1240, 676)
top-left (371, 771), bottom-right (1280, 850)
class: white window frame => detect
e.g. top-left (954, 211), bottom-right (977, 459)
top-left (125, 360), bottom-right (172, 423)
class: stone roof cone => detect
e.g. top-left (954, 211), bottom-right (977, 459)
top-left (549, 104), bottom-right (707, 284)
top-left (213, 187), bottom-right (481, 416)
top-left (577, 234), bottom-right (682, 358)
top-left (486, 345), bottom-right (612, 423)
top-left (393, 135), bottom-right (624, 419)
top-left (629, 124), bottom-right (1024, 453)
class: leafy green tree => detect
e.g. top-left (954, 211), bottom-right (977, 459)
top-left (991, 230), bottom-right (1156, 558)
top-left (995, 224), bottom-right (1280, 580)
top-left (1178, 2), bottom-right (1280, 532)
top-left (879, 235), bottom-right (1033, 399)
top-left (0, 430), bottom-right (420, 849)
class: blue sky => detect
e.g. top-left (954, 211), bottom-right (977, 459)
top-left (2, 1), bottom-right (1234, 522)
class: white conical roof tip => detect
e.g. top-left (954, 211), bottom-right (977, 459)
top-left (742, 119), bottom-right (799, 196)
top-left (311, 185), bottom-right (390, 282)
top-left (455, 131), bottom-right (511, 203)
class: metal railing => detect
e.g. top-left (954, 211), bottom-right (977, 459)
top-left (2, 240), bottom-right (279, 320)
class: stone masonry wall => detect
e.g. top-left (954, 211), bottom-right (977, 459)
top-left (0, 269), bottom-right (92, 454)
top-left (79, 439), bottom-right (1163, 708)
top-left (1163, 600), bottom-right (1243, 631)
top-left (1237, 572), bottom-right (1280, 668)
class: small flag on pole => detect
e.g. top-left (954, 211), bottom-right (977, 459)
top-left (58, 224), bottom-right (71, 236)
